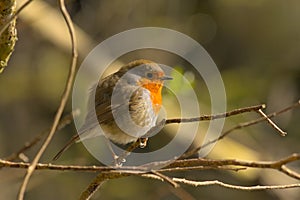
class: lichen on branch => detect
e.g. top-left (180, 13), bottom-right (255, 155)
top-left (0, 0), bottom-right (17, 73)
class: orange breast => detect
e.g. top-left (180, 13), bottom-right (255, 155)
top-left (142, 82), bottom-right (163, 114)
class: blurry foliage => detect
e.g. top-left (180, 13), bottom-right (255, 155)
top-left (0, 0), bottom-right (300, 199)
top-left (169, 66), bottom-right (196, 94)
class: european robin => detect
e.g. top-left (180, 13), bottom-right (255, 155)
top-left (53, 59), bottom-right (172, 160)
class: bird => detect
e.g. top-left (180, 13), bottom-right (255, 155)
top-left (53, 59), bottom-right (172, 161)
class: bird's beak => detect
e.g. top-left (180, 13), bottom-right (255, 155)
top-left (160, 76), bottom-right (173, 81)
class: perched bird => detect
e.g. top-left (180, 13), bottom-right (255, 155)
top-left (53, 59), bottom-right (172, 160)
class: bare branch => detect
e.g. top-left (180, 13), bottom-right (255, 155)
top-left (257, 109), bottom-right (287, 136)
top-left (2, 152), bottom-right (300, 199)
top-left (79, 172), bottom-right (130, 200)
top-left (151, 170), bottom-right (180, 188)
top-left (115, 101), bottom-right (298, 163)
top-left (141, 174), bottom-right (196, 200)
top-left (280, 165), bottom-right (300, 180)
top-left (0, 159), bottom-right (145, 172)
top-left (4, 110), bottom-right (79, 162)
top-left (168, 154), bottom-right (300, 180)
top-left (142, 173), bottom-right (300, 191)
top-left (166, 185), bottom-right (196, 200)
top-left (182, 100), bottom-right (300, 158)
top-left (17, 0), bottom-right (78, 199)
top-left (165, 104), bottom-right (265, 124)
top-left (1, 154), bottom-right (299, 180)
top-left (115, 104), bottom-right (266, 163)
top-left (172, 178), bottom-right (300, 191)
top-left (159, 165), bottom-right (247, 172)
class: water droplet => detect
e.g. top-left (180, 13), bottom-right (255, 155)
top-left (139, 138), bottom-right (148, 148)
top-left (140, 144), bottom-right (146, 148)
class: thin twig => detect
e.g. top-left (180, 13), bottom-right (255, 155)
top-left (159, 165), bottom-right (247, 172)
top-left (280, 165), bottom-right (300, 180)
top-left (141, 173), bottom-right (195, 200)
top-left (0, 159), bottom-right (243, 172)
top-left (2, 154), bottom-right (299, 180)
top-left (116, 104), bottom-right (266, 163)
top-left (79, 172), bottom-right (130, 200)
top-left (0, 159), bottom-right (145, 172)
top-left (151, 170), bottom-right (180, 188)
top-left (167, 184), bottom-right (196, 200)
top-left (4, 110), bottom-right (79, 162)
top-left (141, 174), bottom-right (300, 191)
top-left (79, 173), bottom-right (107, 200)
top-left (165, 104), bottom-right (265, 124)
top-left (2, 154), bottom-right (300, 198)
top-left (17, 0), bottom-right (78, 199)
top-left (257, 109), bottom-right (287, 136)
top-left (182, 100), bottom-right (300, 158)
top-left (169, 154), bottom-right (300, 180)
top-left (172, 178), bottom-right (300, 191)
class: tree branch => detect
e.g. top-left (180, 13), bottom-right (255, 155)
top-left (165, 104), bottom-right (265, 124)
top-left (181, 100), bottom-right (300, 158)
top-left (257, 109), bottom-right (287, 136)
top-left (172, 178), bottom-right (300, 191)
top-left (2, 153), bottom-right (300, 199)
top-left (4, 110), bottom-right (79, 162)
top-left (1, 154), bottom-right (299, 180)
top-left (3, 100), bottom-right (296, 199)
top-left (116, 104), bottom-right (266, 163)
top-left (79, 172), bottom-right (130, 200)
top-left (17, 0), bottom-right (78, 199)
top-left (151, 170), bottom-right (180, 188)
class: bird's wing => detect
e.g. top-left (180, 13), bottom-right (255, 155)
top-left (79, 72), bottom-right (138, 132)
top-left (78, 74), bottom-right (118, 133)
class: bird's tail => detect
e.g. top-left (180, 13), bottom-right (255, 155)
top-left (52, 134), bottom-right (80, 161)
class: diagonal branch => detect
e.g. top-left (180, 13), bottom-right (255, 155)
top-left (172, 178), bottom-right (300, 191)
top-left (0, 0), bottom-right (33, 36)
top-left (140, 174), bottom-right (300, 191)
top-left (181, 100), bottom-right (300, 158)
top-left (79, 172), bottom-right (130, 200)
top-left (167, 154), bottom-right (300, 180)
top-left (4, 110), bottom-right (79, 162)
top-left (17, 0), bottom-right (78, 199)
top-left (257, 109), bottom-right (286, 136)
top-left (115, 104), bottom-right (266, 163)
top-left (151, 170), bottom-right (180, 188)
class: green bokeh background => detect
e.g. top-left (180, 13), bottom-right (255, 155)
top-left (1, 0), bottom-right (300, 199)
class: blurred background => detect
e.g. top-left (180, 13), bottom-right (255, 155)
top-left (1, 0), bottom-right (300, 199)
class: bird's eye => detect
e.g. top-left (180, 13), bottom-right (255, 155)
top-left (146, 72), bottom-right (153, 79)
